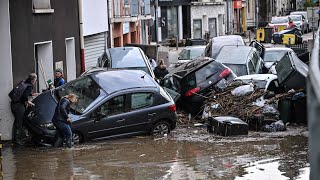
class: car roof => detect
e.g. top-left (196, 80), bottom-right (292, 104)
top-left (290, 14), bottom-right (302, 17)
top-left (235, 74), bottom-right (278, 82)
top-left (265, 47), bottom-right (293, 52)
top-left (215, 46), bottom-right (253, 64)
top-left (212, 35), bottom-right (244, 42)
top-left (184, 46), bottom-right (206, 50)
top-left (90, 70), bottom-right (157, 94)
top-left (108, 46), bottom-right (140, 51)
top-left (170, 57), bottom-right (218, 78)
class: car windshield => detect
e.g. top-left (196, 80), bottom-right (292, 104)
top-left (109, 48), bottom-right (146, 68)
top-left (57, 76), bottom-right (102, 114)
top-left (224, 64), bottom-right (247, 76)
top-left (290, 15), bottom-right (301, 21)
top-left (264, 50), bottom-right (288, 62)
top-left (212, 40), bottom-right (244, 58)
top-left (215, 46), bottom-right (250, 64)
top-left (179, 48), bottom-right (204, 60)
top-left (271, 17), bottom-right (288, 24)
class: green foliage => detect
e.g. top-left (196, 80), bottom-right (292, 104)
top-left (304, 0), bottom-right (316, 8)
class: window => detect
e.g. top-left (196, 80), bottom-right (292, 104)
top-left (99, 96), bottom-right (125, 116)
top-left (130, 0), bottom-right (139, 16)
top-left (208, 18), bottom-right (217, 38)
top-left (193, 19), bottom-right (202, 39)
top-left (131, 93), bottom-right (154, 110)
top-left (32, 0), bottom-right (54, 14)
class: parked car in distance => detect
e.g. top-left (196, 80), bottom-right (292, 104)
top-left (97, 47), bottom-right (155, 78)
top-left (263, 47), bottom-right (294, 69)
top-left (290, 11), bottom-right (309, 31)
top-left (268, 16), bottom-right (289, 32)
top-left (215, 44), bottom-right (265, 76)
top-left (161, 57), bottom-right (236, 115)
top-left (25, 70), bottom-right (177, 146)
top-left (177, 46), bottom-right (206, 64)
top-left (289, 14), bottom-right (308, 33)
top-left (204, 35), bottom-right (246, 59)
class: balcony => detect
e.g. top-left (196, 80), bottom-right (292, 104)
top-left (112, 0), bottom-right (152, 23)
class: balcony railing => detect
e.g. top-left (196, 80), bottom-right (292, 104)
top-left (308, 27), bottom-right (320, 180)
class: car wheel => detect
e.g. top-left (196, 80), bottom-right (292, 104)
top-left (151, 121), bottom-right (170, 136)
top-left (72, 132), bottom-right (82, 145)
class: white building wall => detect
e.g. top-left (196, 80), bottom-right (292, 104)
top-left (191, 4), bottom-right (226, 38)
top-left (0, 0), bottom-right (13, 140)
top-left (82, 0), bottom-right (109, 36)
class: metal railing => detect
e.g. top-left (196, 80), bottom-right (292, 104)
top-left (308, 27), bottom-right (320, 180)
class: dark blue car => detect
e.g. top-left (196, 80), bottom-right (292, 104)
top-left (25, 70), bottom-right (177, 146)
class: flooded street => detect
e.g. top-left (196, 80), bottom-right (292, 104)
top-left (2, 126), bottom-right (309, 180)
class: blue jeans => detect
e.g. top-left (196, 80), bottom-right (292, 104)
top-left (53, 121), bottom-right (72, 148)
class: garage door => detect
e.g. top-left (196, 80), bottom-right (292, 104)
top-left (84, 33), bottom-right (106, 70)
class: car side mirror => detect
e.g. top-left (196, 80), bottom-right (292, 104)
top-left (178, 56), bottom-right (181, 60)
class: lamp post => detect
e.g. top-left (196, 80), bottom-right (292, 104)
top-left (154, 0), bottom-right (159, 43)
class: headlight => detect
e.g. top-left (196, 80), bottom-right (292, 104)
top-left (40, 123), bottom-right (56, 130)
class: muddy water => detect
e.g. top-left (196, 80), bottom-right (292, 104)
top-left (2, 126), bottom-right (309, 180)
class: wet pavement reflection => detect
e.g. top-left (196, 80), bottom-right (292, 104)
top-left (2, 126), bottom-right (309, 180)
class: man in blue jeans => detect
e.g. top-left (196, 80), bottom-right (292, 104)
top-left (52, 94), bottom-right (77, 148)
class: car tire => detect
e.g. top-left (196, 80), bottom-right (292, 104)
top-left (72, 132), bottom-right (82, 145)
top-left (151, 121), bottom-right (171, 136)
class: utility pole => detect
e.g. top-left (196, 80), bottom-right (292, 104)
top-left (154, 0), bottom-right (159, 43)
top-left (226, 0), bottom-right (229, 34)
top-left (255, 0), bottom-right (259, 29)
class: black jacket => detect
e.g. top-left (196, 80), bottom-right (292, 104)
top-left (20, 80), bottom-right (33, 103)
top-left (154, 65), bottom-right (169, 79)
top-left (52, 98), bottom-right (70, 123)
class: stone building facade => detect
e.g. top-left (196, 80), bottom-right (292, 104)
top-left (190, 2), bottom-right (226, 39)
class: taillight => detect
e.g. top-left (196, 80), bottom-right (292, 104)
top-left (185, 87), bottom-right (201, 97)
top-left (168, 104), bottom-right (176, 112)
top-left (219, 68), bottom-right (231, 78)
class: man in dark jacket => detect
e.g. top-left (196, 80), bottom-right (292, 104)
top-left (54, 68), bottom-right (65, 88)
top-left (154, 59), bottom-right (169, 80)
top-left (10, 73), bottom-right (37, 145)
top-left (52, 94), bottom-right (77, 148)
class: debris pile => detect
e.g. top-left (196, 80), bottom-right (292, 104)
top-left (202, 82), bottom-right (303, 122)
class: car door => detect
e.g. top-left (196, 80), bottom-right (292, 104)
top-left (87, 95), bottom-right (129, 140)
top-left (121, 92), bottom-right (157, 134)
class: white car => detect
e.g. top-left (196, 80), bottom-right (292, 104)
top-left (235, 74), bottom-right (279, 91)
top-left (290, 11), bottom-right (309, 32)
top-left (289, 14), bottom-right (308, 33)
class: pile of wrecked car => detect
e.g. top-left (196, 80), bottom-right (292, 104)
top-left (164, 36), bottom-right (309, 136)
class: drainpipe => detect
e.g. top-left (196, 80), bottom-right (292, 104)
top-left (78, 0), bottom-right (85, 73)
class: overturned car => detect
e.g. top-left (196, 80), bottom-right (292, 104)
top-left (161, 57), bottom-right (237, 115)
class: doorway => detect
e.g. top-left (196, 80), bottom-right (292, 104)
top-left (65, 37), bottom-right (76, 82)
top-left (34, 41), bottom-right (53, 92)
